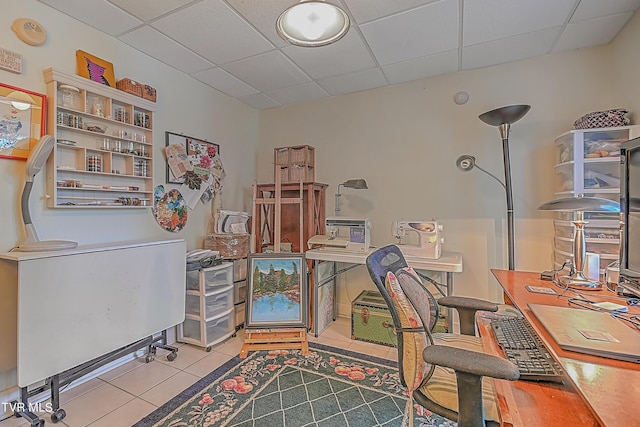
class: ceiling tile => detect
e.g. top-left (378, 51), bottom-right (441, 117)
top-left (238, 93), bottom-right (282, 109)
top-left (571, 0), bottom-right (640, 22)
top-left (109, 0), bottom-right (195, 22)
top-left (317, 68), bottom-right (387, 96)
top-left (382, 50), bottom-right (459, 85)
top-left (360, 0), bottom-right (458, 66)
top-left (281, 31), bottom-right (376, 80)
top-left (266, 82), bottom-right (329, 105)
top-left (119, 26), bottom-right (215, 74)
top-left (462, 28), bottom-right (559, 70)
top-left (554, 13), bottom-right (634, 52)
top-left (344, 0), bottom-right (439, 24)
top-left (37, 0), bottom-right (640, 109)
top-left (191, 67), bottom-right (259, 98)
top-left (225, 0), bottom-right (292, 47)
top-left (39, 0), bottom-right (142, 35)
top-left (223, 51), bottom-right (311, 92)
top-left (151, 0), bottom-right (273, 64)
top-left (463, 0), bottom-right (575, 46)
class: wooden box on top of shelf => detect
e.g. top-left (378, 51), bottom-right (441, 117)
top-left (274, 145), bottom-right (315, 183)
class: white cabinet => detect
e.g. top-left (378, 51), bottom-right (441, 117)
top-left (43, 68), bottom-right (154, 208)
top-left (179, 262), bottom-right (235, 350)
top-left (552, 126), bottom-right (639, 274)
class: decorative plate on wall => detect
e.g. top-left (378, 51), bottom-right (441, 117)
top-left (153, 185), bottom-right (188, 232)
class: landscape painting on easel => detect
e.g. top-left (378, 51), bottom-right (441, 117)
top-left (246, 253), bottom-right (307, 329)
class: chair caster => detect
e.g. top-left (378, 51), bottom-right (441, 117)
top-left (50, 408), bottom-right (66, 423)
top-left (166, 352), bottom-right (177, 362)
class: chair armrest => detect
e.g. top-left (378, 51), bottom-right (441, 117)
top-left (422, 345), bottom-right (520, 426)
top-left (438, 296), bottom-right (498, 336)
top-left (423, 345), bottom-right (520, 381)
top-left (438, 296), bottom-right (498, 312)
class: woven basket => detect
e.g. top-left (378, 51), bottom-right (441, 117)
top-left (116, 78), bottom-right (143, 97)
top-left (142, 84), bottom-right (156, 102)
top-left (204, 234), bottom-right (249, 259)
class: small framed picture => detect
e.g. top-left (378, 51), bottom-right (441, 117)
top-left (0, 83), bottom-right (46, 160)
top-left (246, 253), bottom-right (307, 329)
top-left (76, 50), bottom-right (116, 87)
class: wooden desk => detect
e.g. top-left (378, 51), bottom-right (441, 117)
top-left (482, 269), bottom-right (640, 427)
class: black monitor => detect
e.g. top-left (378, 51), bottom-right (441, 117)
top-left (620, 136), bottom-right (640, 290)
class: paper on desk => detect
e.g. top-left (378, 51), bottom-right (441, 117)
top-left (578, 329), bottom-right (620, 343)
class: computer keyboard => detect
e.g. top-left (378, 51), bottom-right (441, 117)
top-left (490, 317), bottom-right (565, 383)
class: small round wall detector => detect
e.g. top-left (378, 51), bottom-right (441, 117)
top-left (454, 91), bottom-right (469, 105)
top-left (12, 18), bottom-right (47, 46)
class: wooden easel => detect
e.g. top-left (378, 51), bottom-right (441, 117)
top-left (244, 170), bottom-right (308, 358)
top-left (240, 328), bottom-right (309, 358)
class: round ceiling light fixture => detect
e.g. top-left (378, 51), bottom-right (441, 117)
top-left (276, 1), bottom-right (350, 47)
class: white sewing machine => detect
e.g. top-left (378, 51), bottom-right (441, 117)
top-left (307, 217), bottom-right (371, 251)
top-left (392, 220), bottom-right (444, 259)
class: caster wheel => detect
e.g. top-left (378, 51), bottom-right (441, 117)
top-left (31, 420), bottom-right (45, 427)
top-left (206, 346), bottom-right (212, 352)
top-left (167, 352), bottom-right (177, 362)
top-left (145, 354), bottom-right (155, 363)
top-left (232, 332), bottom-right (237, 338)
top-left (51, 408), bottom-right (66, 423)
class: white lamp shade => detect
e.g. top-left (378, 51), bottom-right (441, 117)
top-left (277, 1), bottom-right (350, 47)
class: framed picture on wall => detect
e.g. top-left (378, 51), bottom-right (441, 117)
top-left (0, 83), bottom-right (46, 161)
top-left (245, 253), bottom-right (307, 329)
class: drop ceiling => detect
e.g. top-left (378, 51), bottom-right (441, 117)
top-left (39, 0), bottom-right (640, 109)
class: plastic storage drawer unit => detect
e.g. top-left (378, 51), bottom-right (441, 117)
top-left (180, 262), bottom-right (235, 350)
top-left (186, 264), bottom-right (234, 293)
top-left (179, 308), bottom-right (235, 350)
top-left (185, 284), bottom-right (234, 318)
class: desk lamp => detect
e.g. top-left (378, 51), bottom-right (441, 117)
top-left (335, 179), bottom-right (367, 215)
top-left (457, 104), bottom-right (531, 270)
top-left (538, 195), bottom-right (620, 290)
top-left (15, 135), bottom-right (78, 252)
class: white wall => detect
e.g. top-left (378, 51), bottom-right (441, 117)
top-left (0, 0), bottom-right (258, 413)
top-left (259, 34), bottom-right (630, 316)
top-left (0, 1), bottom-right (259, 253)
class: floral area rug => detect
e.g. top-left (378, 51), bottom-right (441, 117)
top-left (132, 343), bottom-right (456, 427)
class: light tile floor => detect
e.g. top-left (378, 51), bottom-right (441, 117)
top-left (0, 317), bottom-right (397, 427)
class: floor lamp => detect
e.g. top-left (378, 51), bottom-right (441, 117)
top-left (457, 105), bottom-right (531, 270)
top-left (538, 196), bottom-right (620, 290)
